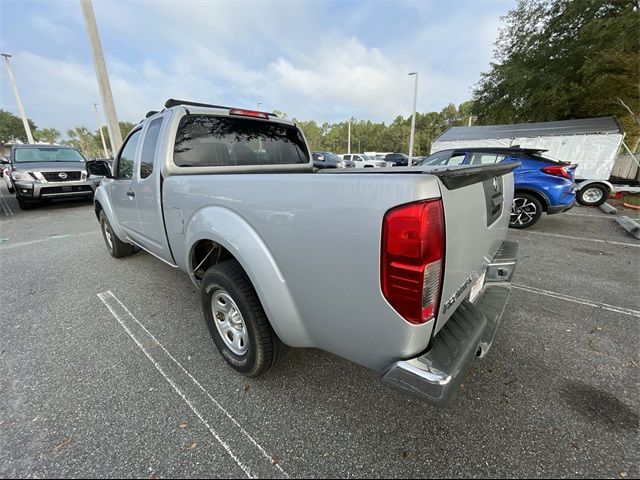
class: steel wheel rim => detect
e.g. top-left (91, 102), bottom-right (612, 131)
top-left (102, 219), bottom-right (114, 252)
top-left (211, 290), bottom-right (248, 356)
top-left (583, 187), bottom-right (604, 204)
top-left (511, 197), bottom-right (537, 226)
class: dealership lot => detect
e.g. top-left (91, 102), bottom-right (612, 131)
top-left (0, 185), bottom-right (638, 479)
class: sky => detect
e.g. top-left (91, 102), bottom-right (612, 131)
top-left (0, 0), bottom-right (514, 136)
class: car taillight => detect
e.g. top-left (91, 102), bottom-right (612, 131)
top-left (381, 199), bottom-right (445, 325)
top-left (541, 164), bottom-right (575, 179)
top-left (229, 108), bottom-right (270, 119)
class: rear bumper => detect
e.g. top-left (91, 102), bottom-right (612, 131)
top-left (547, 198), bottom-right (576, 215)
top-left (380, 240), bottom-right (518, 407)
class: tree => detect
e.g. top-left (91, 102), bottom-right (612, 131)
top-left (472, 0), bottom-right (640, 149)
top-left (66, 126), bottom-right (100, 158)
top-left (36, 128), bottom-right (61, 144)
top-left (0, 109), bottom-right (37, 144)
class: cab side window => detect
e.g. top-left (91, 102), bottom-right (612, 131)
top-left (139, 119), bottom-right (162, 179)
top-left (116, 129), bottom-right (142, 179)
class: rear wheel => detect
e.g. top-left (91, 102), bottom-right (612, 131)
top-left (201, 260), bottom-right (286, 377)
top-left (576, 184), bottom-right (608, 207)
top-left (510, 193), bottom-right (542, 229)
top-left (99, 211), bottom-right (135, 258)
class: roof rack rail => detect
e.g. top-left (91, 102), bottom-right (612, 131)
top-left (164, 98), bottom-right (277, 117)
top-left (146, 110), bottom-right (159, 118)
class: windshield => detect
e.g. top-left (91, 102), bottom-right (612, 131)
top-left (361, 154), bottom-right (375, 161)
top-left (14, 147), bottom-right (85, 163)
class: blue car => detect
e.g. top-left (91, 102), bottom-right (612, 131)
top-left (418, 147), bottom-right (577, 228)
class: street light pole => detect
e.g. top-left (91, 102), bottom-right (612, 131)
top-left (408, 72), bottom-right (418, 164)
top-left (80, 0), bottom-right (123, 153)
top-left (348, 119), bottom-right (351, 154)
top-left (93, 103), bottom-right (110, 158)
top-left (1, 53), bottom-right (34, 144)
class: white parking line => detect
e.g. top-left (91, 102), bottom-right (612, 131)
top-left (98, 291), bottom-right (288, 479)
top-left (511, 230), bottom-right (640, 248)
top-left (512, 284), bottom-right (640, 318)
top-left (0, 231), bottom-right (99, 250)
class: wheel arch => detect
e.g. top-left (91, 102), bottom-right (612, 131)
top-left (514, 187), bottom-right (550, 213)
top-left (183, 206), bottom-right (311, 347)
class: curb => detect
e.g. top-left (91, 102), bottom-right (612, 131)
top-left (616, 216), bottom-right (640, 240)
top-left (599, 202), bottom-right (617, 214)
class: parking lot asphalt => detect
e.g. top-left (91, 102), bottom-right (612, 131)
top-left (1, 185), bottom-right (638, 479)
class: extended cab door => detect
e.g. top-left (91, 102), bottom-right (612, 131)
top-left (129, 113), bottom-right (174, 264)
top-left (110, 128), bottom-right (144, 242)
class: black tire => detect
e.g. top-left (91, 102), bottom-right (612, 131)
top-left (510, 192), bottom-right (543, 229)
top-left (99, 210), bottom-right (135, 258)
top-left (16, 196), bottom-right (37, 210)
top-left (201, 260), bottom-right (286, 377)
top-left (576, 184), bottom-right (609, 207)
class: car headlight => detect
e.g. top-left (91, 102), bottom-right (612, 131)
top-left (81, 170), bottom-right (88, 181)
top-left (337, 161), bottom-right (345, 168)
top-left (11, 171), bottom-right (35, 182)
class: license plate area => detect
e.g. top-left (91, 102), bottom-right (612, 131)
top-left (469, 271), bottom-right (486, 303)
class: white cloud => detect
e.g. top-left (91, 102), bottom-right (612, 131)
top-left (0, 1), bottom-right (512, 136)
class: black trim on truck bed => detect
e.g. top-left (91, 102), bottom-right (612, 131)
top-left (321, 162), bottom-right (521, 190)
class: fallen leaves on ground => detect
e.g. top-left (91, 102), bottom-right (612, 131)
top-left (179, 423), bottom-right (188, 429)
top-left (188, 442), bottom-right (197, 449)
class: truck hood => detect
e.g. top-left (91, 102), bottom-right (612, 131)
top-left (12, 162), bottom-right (87, 172)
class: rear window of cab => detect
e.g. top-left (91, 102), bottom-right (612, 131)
top-left (173, 115), bottom-right (309, 167)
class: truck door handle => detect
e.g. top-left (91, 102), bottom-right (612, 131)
top-left (126, 191), bottom-right (136, 198)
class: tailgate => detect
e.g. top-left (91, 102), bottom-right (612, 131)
top-left (428, 163), bottom-right (518, 335)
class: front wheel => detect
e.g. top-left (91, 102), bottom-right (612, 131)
top-left (510, 193), bottom-right (542, 229)
top-left (576, 184), bottom-right (609, 207)
top-left (201, 260), bottom-right (286, 377)
top-left (16, 196), bottom-right (37, 210)
top-left (99, 211), bottom-right (135, 258)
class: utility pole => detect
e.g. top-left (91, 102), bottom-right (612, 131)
top-left (80, 0), bottom-right (122, 152)
top-left (1, 53), bottom-right (34, 144)
top-left (93, 103), bottom-right (110, 158)
top-left (408, 72), bottom-right (418, 164)
top-left (348, 119), bottom-right (351, 154)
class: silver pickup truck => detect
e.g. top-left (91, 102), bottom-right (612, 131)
top-left (90, 99), bottom-right (519, 407)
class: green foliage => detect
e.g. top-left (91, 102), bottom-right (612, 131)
top-left (35, 127), bottom-right (61, 144)
top-left (295, 102), bottom-right (473, 155)
top-left (0, 109), bottom-right (37, 144)
top-left (473, 0), bottom-right (640, 149)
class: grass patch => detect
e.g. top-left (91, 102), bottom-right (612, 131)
top-left (622, 194), bottom-right (640, 206)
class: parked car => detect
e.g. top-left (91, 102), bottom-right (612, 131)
top-left (91, 99), bottom-right (519, 407)
top-left (417, 147), bottom-right (577, 228)
top-left (385, 152), bottom-right (411, 166)
top-left (312, 151), bottom-right (354, 169)
top-left (342, 153), bottom-right (388, 168)
top-left (0, 156), bottom-right (9, 177)
top-left (7, 144), bottom-right (106, 210)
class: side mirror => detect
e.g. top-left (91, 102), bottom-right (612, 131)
top-left (86, 160), bottom-right (113, 178)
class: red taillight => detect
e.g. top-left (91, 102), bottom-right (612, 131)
top-left (541, 164), bottom-right (576, 180)
top-left (381, 199), bottom-right (445, 325)
top-left (229, 108), bottom-right (269, 119)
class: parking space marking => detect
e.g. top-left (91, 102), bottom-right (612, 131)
top-left (0, 231), bottom-right (99, 250)
top-left (98, 291), bottom-right (289, 479)
top-left (511, 230), bottom-right (640, 248)
top-left (0, 189), bottom-right (14, 217)
top-left (513, 283), bottom-right (640, 318)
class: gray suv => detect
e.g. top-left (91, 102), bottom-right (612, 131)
top-left (8, 145), bottom-right (105, 210)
